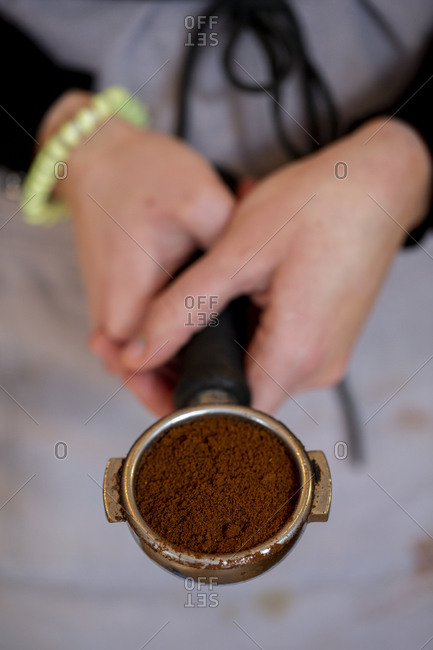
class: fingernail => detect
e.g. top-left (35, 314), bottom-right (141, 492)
top-left (123, 336), bottom-right (146, 359)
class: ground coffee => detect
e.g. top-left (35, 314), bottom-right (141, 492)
top-left (134, 415), bottom-right (300, 555)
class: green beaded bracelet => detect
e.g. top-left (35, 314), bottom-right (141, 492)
top-left (21, 85), bottom-right (149, 225)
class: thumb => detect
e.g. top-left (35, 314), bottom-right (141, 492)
top-left (120, 245), bottom-right (245, 371)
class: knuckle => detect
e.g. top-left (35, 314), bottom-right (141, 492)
top-left (178, 184), bottom-right (231, 226)
top-left (103, 312), bottom-right (131, 343)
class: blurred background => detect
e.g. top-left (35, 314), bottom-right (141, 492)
top-left (0, 174), bottom-right (432, 649)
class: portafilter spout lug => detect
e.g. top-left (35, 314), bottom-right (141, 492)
top-left (103, 457), bottom-right (126, 523)
top-left (307, 450), bottom-right (332, 523)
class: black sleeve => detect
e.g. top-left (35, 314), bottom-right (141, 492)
top-left (0, 13), bottom-right (94, 172)
top-left (392, 34), bottom-right (433, 246)
top-left (365, 34), bottom-right (433, 247)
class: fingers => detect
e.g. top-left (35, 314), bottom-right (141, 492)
top-left (73, 194), bottom-right (194, 343)
top-left (118, 192), bottom-right (284, 379)
top-left (177, 178), bottom-right (235, 249)
top-left (243, 298), bottom-right (305, 413)
top-left (63, 124), bottom-right (237, 348)
top-left (119, 241), bottom-right (251, 371)
top-left (125, 370), bottom-right (176, 417)
top-left (245, 309), bottom-right (329, 414)
top-left (101, 255), bottom-right (169, 343)
top-left (245, 263), bottom-right (348, 414)
top-left (88, 331), bottom-right (124, 374)
top-left (90, 330), bottom-right (178, 416)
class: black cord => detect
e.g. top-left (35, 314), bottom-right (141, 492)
top-left (176, 0), bottom-right (339, 157)
top-left (336, 378), bottom-right (364, 464)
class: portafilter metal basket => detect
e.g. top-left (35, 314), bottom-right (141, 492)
top-left (103, 299), bottom-right (331, 584)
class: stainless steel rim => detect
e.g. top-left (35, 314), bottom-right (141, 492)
top-left (120, 404), bottom-right (314, 571)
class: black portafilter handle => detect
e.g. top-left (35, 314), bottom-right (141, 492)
top-left (173, 296), bottom-right (251, 409)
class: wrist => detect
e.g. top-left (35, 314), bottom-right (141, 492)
top-left (357, 116), bottom-right (432, 232)
top-left (37, 90), bottom-right (93, 146)
top-left (21, 86), bottom-right (149, 225)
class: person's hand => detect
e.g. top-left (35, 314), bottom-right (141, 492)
top-left (38, 90), bottom-right (235, 389)
top-left (120, 117), bottom-right (432, 414)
